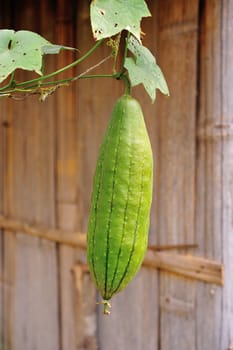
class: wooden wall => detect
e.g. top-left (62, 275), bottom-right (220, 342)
top-left (0, 1), bottom-right (233, 349)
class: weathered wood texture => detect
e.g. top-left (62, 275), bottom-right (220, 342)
top-left (221, 1), bottom-right (233, 346)
top-left (1, 2), bottom-right (59, 350)
top-left (0, 5), bottom-right (14, 350)
top-left (0, 0), bottom-right (233, 350)
top-left (196, 0), bottom-right (233, 349)
top-left (0, 71), bottom-right (5, 350)
top-left (0, 215), bottom-right (224, 285)
top-left (156, 1), bottom-right (199, 349)
top-left (54, 2), bottom-right (83, 349)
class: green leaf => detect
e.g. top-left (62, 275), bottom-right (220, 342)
top-left (0, 30), bottom-right (75, 83)
top-left (41, 44), bottom-right (76, 55)
top-left (90, 0), bottom-right (151, 42)
top-left (124, 35), bottom-right (169, 102)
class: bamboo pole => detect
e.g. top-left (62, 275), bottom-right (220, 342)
top-left (0, 215), bottom-right (223, 285)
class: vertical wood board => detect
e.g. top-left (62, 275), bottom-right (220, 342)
top-left (156, 1), bottom-right (199, 349)
top-left (55, 1), bottom-right (82, 349)
top-left (195, 2), bottom-right (223, 348)
top-left (133, 0), bottom-right (160, 246)
top-left (196, 1), bottom-right (233, 349)
top-left (221, 1), bottom-right (233, 346)
top-left (55, 1), bottom-right (99, 349)
top-left (156, 0), bottom-right (198, 246)
top-left (0, 84), bottom-right (4, 350)
top-left (1, 1), bottom-right (232, 350)
top-left (0, 2), bottom-right (59, 350)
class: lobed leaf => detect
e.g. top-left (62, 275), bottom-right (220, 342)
top-left (90, 0), bottom-right (151, 42)
top-left (124, 35), bottom-right (169, 102)
top-left (0, 29), bottom-right (75, 83)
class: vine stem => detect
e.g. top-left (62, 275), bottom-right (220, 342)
top-left (0, 71), bottom-right (15, 91)
top-left (0, 55), bottom-right (115, 95)
top-left (117, 31), bottom-right (131, 95)
top-left (72, 54), bottom-right (112, 80)
top-left (41, 54), bottom-right (114, 85)
top-left (119, 31), bottom-right (130, 76)
top-left (0, 34), bottom-right (132, 97)
top-left (121, 73), bottom-right (131, 95)
top-left (1, 73), bottom-right (130, 97)
top-left (14, 38), bottom-right (104, 88)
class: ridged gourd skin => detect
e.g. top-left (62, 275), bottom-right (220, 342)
top-left (87, 94), bottom-right (153, 303)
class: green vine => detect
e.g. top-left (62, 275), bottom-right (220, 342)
top-left (120, 73), bottom-right (131, 95)
top-left (0, 35), bottom-right (132, 99)
top-left (0, 0), bottom-right (169, 101)
top-left (0, 38), bottom-right (105, 97)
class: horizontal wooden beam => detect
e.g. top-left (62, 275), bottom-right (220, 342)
top-left (144, 250), bottom-right (223, 286)
top-left (0, 215), bottom-right (86, 249)
top-left (0, 215), bottom-right (196, 251)
top-left (0, 215), bottom-right (223, 285)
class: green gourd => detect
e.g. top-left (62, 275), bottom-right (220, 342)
top-left (87, 94), bottom-right (153, 314)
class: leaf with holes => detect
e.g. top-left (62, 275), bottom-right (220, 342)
top-left (90, 0), bottom-right (151, 42)
top-left (124, 35), bottom-right (169, 102)
top-left (0, 29), bottom-right (75, 83)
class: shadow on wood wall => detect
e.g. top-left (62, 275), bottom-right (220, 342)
top-left (0, 1), bottom-right (232, 350)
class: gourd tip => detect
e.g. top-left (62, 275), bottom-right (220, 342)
top-left (96, 299), bottom-right (112, 315)
top-left (103, 300), bottom-right (111, 315)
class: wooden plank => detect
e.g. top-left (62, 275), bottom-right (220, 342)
top-left (221, 1), bottom-right (233, 346)
top-left (156, 1), bottom-right (199, 350)
top-left (2, 2), bottom-right (59, 350)
top-left (0, 20), bottom-right (4, 341)
top-left (0, 5), bottom-right (16, 349)
top-left (54, 1), bottom-right (90, 349)
top-left (195, 2), bottom-right (223, 348)
top-left (196, 1), bottom-right (233, 349)
top-left (156, 0), bottom-right (198, 246)
top-left (0, 73), bottom-right (4, 350)
top-left (0, 95), bottom-right (15, 350)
